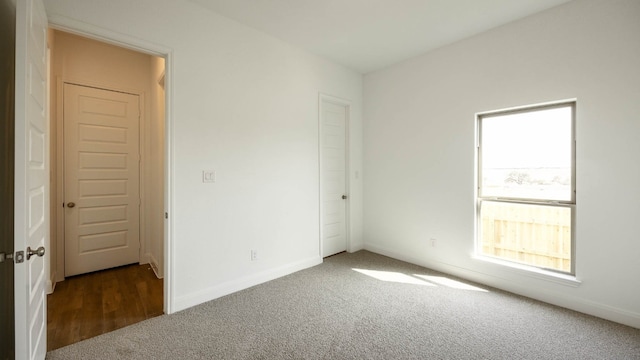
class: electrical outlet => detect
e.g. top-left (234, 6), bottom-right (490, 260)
top-left (251, 249), bottom-right (258, 261)
top-left (430, 238), bottom-right (437, 247)
top-left (202, 170), bottom-right (216, 183)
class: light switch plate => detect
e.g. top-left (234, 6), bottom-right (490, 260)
top-left (202, 170), bottom-right (216, 183)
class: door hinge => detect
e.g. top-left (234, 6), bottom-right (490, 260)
top-left (165, 212), bottom-right (168, 219)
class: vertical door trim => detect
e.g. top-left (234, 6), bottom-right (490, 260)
top-left (45, 44), bottom-right (52, 294)
top-left (47, 16), bottom-right (176, 314)
top-left (54, 78), bottom-right (64, 283)
top-left (318, 93), bottom-right (351, 258)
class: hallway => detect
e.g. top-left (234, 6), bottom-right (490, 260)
top-left (47, 264), bottom-right (163, 351)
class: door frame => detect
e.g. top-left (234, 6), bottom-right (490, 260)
top-left (318, 93), bottom-right (351, 258)
top-left (57, 81), bottom-right (144, 278)
top-left (47, 16), bottom-right (176, 314)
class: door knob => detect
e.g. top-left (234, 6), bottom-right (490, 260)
top-left (342, 195), bottom-right (347, 200)
top-left (26, 246), bottom-right (45, 260)
top-left (67, 202), bottom-right (75, 208)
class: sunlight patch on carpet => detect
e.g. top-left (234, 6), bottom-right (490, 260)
top-left (352, 268), bottom-right (489, 292)
top-left (352, 268), bottom-right (435, 286)
top-left (414, 275), bottom-right (489, 292)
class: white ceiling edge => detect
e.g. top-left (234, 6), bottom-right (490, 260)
top-left (188, 0), bottom-right (573, 74)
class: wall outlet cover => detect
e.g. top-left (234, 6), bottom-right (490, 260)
top-left (202, 170), bottom-right (216, 183)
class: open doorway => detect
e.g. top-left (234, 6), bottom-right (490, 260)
top-left (46, 29), bottom-right (166, 350)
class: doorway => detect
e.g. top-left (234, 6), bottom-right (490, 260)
top-left (48, 29), bottom-right (167, 348)
top-left (319, 94), bottom-right (351, 258)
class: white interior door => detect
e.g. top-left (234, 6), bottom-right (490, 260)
top-left (64, 83), bottom-right (140, 276)
top-left (320, 97), bottom-right (349, 257)
top-left (14, 0), bottom-right (48, 358)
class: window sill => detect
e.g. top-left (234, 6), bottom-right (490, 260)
top-left (472, 255), bottom-right (582, 288)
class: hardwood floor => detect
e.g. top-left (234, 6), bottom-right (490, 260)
top-left (47, 264), bottom-right (163, 351)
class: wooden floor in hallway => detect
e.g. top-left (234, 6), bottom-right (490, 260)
top-left (47, 264), bottom-right (164, 351)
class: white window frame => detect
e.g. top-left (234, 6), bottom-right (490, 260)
top-left (476, 100), bottom-right (576, 275)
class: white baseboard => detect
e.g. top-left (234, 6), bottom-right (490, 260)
top-left (349, 244), bottom-right (365, 253)
top-left (364, 243), bottom-right (640, 329)
top-left (173, 256), bottom-right (322, 313)
top-left (47, 270), bottom-right (56, 295)
top-left (147, 253), bottom-right (163, 279)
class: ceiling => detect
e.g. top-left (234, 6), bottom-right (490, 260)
top-left (188, 0), bottom-right (572, 74)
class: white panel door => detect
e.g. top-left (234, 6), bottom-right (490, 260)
top-left (64, 84), bottom-right (140, 276)
top-left (14, 0), bottom-right (48, 358)
top-left (320, 98), bottom-right (349, 257)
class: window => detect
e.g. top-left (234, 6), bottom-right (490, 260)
top-left (477, 102), bottom-right (575, 274)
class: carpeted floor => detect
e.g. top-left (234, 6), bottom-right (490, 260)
top-left (46, 251), bottom-right (640, 359)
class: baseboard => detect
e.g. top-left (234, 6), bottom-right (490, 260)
top-left (147, 253), bottom-right (163, 279)
top-left (47, 270), bottom-right (56, 295)
top-left (173, 256), bottom-right (323, 313)
top-left (364, 243), bottom-right (640, 329)
top-left (349, 244), bottom-right (365, 253)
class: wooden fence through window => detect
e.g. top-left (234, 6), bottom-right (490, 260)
top-left (480, 201), bottom-right (571, 272)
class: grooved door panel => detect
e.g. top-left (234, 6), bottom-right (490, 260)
top-left (64, 83), bottom-right (140, 276)
top-left (14, 0), bottom-right (48, 358)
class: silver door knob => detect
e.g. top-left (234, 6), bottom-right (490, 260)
top-left (67, 202), bottom-right (75, 208)
top-left (342, 195), bottom-right (347, 200)
top-left (26, 246), bottom-right (45, 260)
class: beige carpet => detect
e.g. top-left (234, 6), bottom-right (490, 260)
top-left (46, 251), bottom-right (640, 359)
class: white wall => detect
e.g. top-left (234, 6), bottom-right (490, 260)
top-left (44, 0), bottom-right (363, 312)
top-left (364, 0), bottom-right (640, 328)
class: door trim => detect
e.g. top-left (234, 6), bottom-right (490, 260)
top-left (318, 93), bottom-right (351, 258)
top-left (47, 16), bottom-right (176, 314)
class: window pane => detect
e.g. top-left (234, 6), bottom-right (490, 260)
top-left (479, 201), bottom-right (571, 272)
top-left (480, 106), bottom-right (572, 201)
